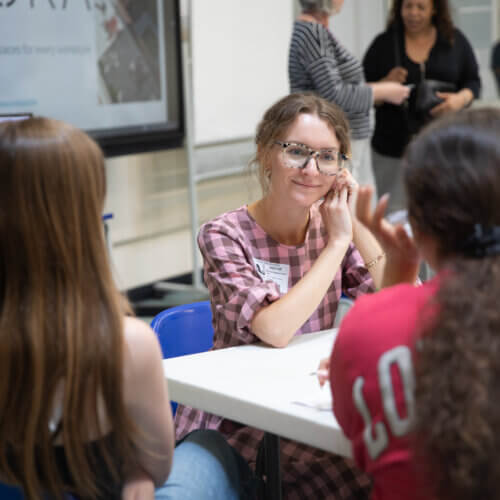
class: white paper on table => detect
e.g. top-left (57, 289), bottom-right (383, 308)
top-left (291, 379), bottom-right (332, 412)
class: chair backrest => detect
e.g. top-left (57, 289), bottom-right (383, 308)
top-left (150, 301), bottom-right (214, 414)
top-left (334, 295), bottom-right (354, 328)
top-left (0, 483), bottom-right (23, 500)
top-left (0, 482), bottom-right (77, 499)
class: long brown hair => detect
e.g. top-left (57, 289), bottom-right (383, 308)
top-left (0, 118), bottom-right (137, 498)
top-left (405, 108), bottom-right (500, 500)
top-left (388, 0), bottom-right (455, 45)
top-left (251, 92), bottom-right (351, 193)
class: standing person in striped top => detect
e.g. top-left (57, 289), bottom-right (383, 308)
top-left (289, 0), bottom-right (410, 201)
top-left (175, 93), bottom-right (387, 499)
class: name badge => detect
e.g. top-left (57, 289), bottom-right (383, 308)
top-left (253, 258), bottom-right (289, 294)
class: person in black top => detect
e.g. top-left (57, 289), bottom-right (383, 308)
top-left (492, 40), bottom-right (500, 95)
top-left (362, 0), bottom-right (480, 214)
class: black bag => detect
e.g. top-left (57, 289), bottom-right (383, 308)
top-left (414, 78), bottom-right (457, 116)
top-left (393, 27), bottom-right (456, 119)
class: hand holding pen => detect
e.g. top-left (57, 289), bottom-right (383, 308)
top-left (311, 357), bottom-right (330, 387)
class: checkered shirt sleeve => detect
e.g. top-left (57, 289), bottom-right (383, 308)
top-left (342, 242), bottom-right (375, 299)
top-left (198, 205), bottom-right (374, 345)
top-left (197, 214), bottom-right (283, 347)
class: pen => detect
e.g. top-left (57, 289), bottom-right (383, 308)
top-left (309, 369), bottom-right (329, 377)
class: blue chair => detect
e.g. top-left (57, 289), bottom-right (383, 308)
top-left (0, 482), bottom-right (76, 499)
top-left (152, 301), bottom-right (277, 496)
top-left (334, 295), bottom-right (354, 328)
top-left (150, 301), bottom-right (214, 415)
top-left (0, 483), bottom-right (23, 500)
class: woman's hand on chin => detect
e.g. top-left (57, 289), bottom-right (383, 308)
top-left (356, 186), bottom-right (420, 285)
top-left (333, 168), bottom-right (359, 220)
top-left (320, 185), bottom-right (353, 248)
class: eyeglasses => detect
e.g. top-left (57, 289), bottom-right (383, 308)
top-left (274, 141), bottom-right (351, 176)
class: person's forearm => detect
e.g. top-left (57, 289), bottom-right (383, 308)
top-left (251, 240), bottom-right (350, 347)
top-left (381, 263), bottom-right (419, 288)
top-left (352, 218), bottom-right (385, 289)
top-left (458, 88), bottom-right (474, 108)
top-left (122, 468), bottom-right (155, 499)
top-left (368, 82), bottom-right (390, 104)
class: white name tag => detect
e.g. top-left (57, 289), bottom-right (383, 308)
top-left (253, 258), bottom-right (289, 294)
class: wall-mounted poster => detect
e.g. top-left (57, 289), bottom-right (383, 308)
top-left (0, 0), bottom-right (183, 156)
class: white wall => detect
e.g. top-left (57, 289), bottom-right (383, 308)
top-left (329, 0), bottom-right (387, 59)
top-left (192, 0), bottom-right (293, 145)
top-left (450, 0), bottom-right (498, 101)
top-left (106, 0), bottom-right (389, 290)
top-left (106, 1), bottom-right (294, 290)
top-left (104, 148), bottom-right (260, 290)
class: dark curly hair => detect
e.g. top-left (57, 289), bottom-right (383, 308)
top-left (405, 108), bottom-right (500, 500)
top-left (388, 0), bottom-right (455, 45)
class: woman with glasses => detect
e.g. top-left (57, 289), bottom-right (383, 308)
top-left (289, 0), bottom-right (410, 200)
top-left (174, 93), bottom-right (384, 499)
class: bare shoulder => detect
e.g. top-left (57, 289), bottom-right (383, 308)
top-left (122, 317), bottom-right (163, 381)
top-left (124, 316), bottom-right (157, 345)
top-left (121, 318), bottom-right (174, 485)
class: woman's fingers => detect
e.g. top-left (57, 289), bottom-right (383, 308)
top-left (336, 170), bottom-right (358, 192)
top-left (324, 184), bottom-right (348, 205)
top-left (394, 224), bottom-right (418, 257)
top-left (323, 188), bottom-right (336, 205)
top-left (338, 184), bottom-right (348, 204)
top-left (317, 357), bottom-right (330, 386)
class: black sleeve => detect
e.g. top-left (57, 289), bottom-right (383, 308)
top-left (492, 41), bottom-right (500, 69)
top-left (363, 32), bottom-right (393, 83)
top-left (456, 29), bottom-right (481, 98)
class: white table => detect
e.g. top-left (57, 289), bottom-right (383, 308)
top-left (163, 329), bottom-right (352, 458)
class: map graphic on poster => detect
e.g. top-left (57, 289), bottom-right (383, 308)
top-left (0, 0), bottom-right (169, 133)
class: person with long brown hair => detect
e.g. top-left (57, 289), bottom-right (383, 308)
top-left (363, 0), bottom-right (480, 214)
top-left (319, 107), bottom-right (500, 499)
top-left (0, 117), bottom-right (255, 499)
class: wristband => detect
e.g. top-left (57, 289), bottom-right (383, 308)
top-left (365, 252), bottom-right (386, 269)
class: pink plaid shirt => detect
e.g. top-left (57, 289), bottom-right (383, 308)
top-left (175, 204), bottom-right (374, 499)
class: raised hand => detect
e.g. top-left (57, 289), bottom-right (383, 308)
top-left (356, 186), bottom-right (420, 286)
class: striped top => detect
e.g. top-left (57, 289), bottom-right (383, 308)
top-left (289, 20), bottom-right (373, 140)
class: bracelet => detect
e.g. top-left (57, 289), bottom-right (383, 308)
top-left (365, 252), bottom-right (386, 269)
top-left (461, 91), bottom-right (472, 108)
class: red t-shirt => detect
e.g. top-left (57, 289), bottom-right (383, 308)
top-left (330, 278), bottom-right (439, 500)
